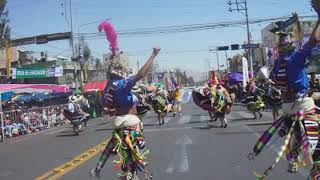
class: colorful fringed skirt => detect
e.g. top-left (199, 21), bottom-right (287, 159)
top-left (250, 97), bottom-right (320, 179)
top-left (192, 91), bottom-right (212, 111)
top-left (91, 125), bottom-right (151, 179)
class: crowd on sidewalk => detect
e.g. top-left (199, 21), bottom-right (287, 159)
top-left (0, 105), bottom-right (69, 140)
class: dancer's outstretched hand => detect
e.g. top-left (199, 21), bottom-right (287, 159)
top-left (152, 47), bottom-right (161, 56)
top-left (311, 0), bottom-right (320, 16)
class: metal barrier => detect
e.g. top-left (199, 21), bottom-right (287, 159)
top-left (1, 104), bottom-right (69, 140)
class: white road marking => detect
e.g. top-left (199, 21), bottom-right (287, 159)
top-left (166, 135), bottom-right (192, 174)
top-left (178, 115), bottom-right (192, 124)
top-left (200, 115), bottom-right (209, 122)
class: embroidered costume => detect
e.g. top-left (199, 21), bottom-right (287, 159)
top-left (249, 5), bottom-right (320, 178)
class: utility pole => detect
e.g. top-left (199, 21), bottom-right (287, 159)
top-left (69, 0), bottom-right (78, 89)
top-left (228, 0), bottom-right (253, 77)
top-left (216, 49), bottom-right (220, 73)
top-left (209, 49), bottom-right (220, 76)
top-left (224, 50), bottom-right (228, 72)
top-left (137, 60), bottom-right (140, 72)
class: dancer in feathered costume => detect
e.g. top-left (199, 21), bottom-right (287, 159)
top-left (192, 72), bottom-right (232, 127)
top-left (249, 1), bottom-right (320, 179)
top-left (210, 82), bottom-right (233, 128)
top-left (245, 80), bottom-right (265, 119)
top-left (147, 83), bottom-right (169, 125)
top-left (164, 69), bottom-right (182, 116)
top-left (90, 20), bottom-right (160, 180)
top-left (265, 84), bottom-right (283, 121)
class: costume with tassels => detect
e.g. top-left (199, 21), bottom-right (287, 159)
top-left (192, 72), bottom-right (232, 127)
top-left (90, 21), bottom-right (160, 180)
top-left (210, 83), bottom-right (233, 128)
top-left (148, 83), bottom-right (168, 125)
top-left (164, 70), bottom-right (182, 116)
top-left (249, 1), bottom-right (320, 179)
top-left (245, 81), bottom-right (265, 119)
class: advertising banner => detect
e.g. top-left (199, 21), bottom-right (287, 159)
top-left (11, 67), bottom-right (63, 79)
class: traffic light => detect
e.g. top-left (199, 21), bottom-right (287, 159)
top-left (217, 46), bottom-right (229, 51)
top-left (231, 44), bottom-right (239, 50)
top-left (71, 55), bottom-right (81, 62)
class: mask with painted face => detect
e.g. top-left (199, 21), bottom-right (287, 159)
top-left (277, 32), bottom-right (296, 54)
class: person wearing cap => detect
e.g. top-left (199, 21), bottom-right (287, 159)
top-left (250, 1), bottom-right (320, 179)
top-left (91, 47), bottom-right (160, 178)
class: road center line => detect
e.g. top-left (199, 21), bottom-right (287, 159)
top-left (35, 139), bottom-right (109, 180)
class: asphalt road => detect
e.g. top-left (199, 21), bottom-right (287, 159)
top-left (0, 102), bottom-right (309, 180)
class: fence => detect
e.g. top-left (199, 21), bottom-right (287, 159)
top-left (0, 104), bottom-right (69, 141)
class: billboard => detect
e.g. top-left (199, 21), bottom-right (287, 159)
top-left (11, 66), bottom-right (63, 79)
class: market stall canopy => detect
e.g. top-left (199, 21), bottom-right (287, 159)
top-left (83, 80), bottom-right (108, 92)
top-left (228, 72), bottom-right (243, 85)
top-left (0, 84), bottom-right (70, 93)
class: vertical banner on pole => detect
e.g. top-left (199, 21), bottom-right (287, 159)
top-left (242, 57), bottom-right (249, 91)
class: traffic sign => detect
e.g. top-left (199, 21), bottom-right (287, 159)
top-left (241, 44), bottom-right (259, 49)
top-left (217, 46), bottom-right (229, 51)
top-left (231, 44), bottom-right (239, 50)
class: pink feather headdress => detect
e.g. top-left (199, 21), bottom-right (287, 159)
top-left (98, 21), bottom-right (119, 55)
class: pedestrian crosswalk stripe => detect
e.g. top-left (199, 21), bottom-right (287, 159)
top-left (178, 115), bottom-right (192, 124)
top-left (200, 115), bottom-right (209, 122)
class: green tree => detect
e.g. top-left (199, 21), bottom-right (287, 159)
top-left (187, 76), bottom-right (195, 86)
top-left (0, 0), bottom-right (10, 48)
top-left (95, 58), bottom-right (102, 69)
top-left (75, 36), bottom-right (91, 62)
top-left (82, 42), bottom-right (91, 62)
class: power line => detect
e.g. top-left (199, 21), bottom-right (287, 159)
top-left (73, 15), bottom-right (317, 40)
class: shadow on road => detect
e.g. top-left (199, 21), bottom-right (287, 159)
top-left (192, 124), bottom-right (220, 130)
top-left (144, 123), bottom-right (161, 127)
top-left (214, 130), bottom-right (265, 135)
top-left (188, 120), bottom-right (207, 124)
top-left (56, 134), bottom-right (78, 137)
top-left (228, 117), bottom-right (256, 121)
top-left (96, 122), bottom-right (111, 126)
top-left (95, 128), bottom-right (113, 132)
top-left (191, 114), bottom-right (210, 117)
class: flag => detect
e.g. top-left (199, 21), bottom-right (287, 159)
top-left (242, 57), bottom-right (249, 91)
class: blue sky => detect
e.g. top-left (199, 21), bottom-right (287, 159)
top-left (7, 0), bottom-right (317, 79)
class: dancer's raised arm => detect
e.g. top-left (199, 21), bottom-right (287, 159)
top-left (134, 47), bottom-right (161, 82)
